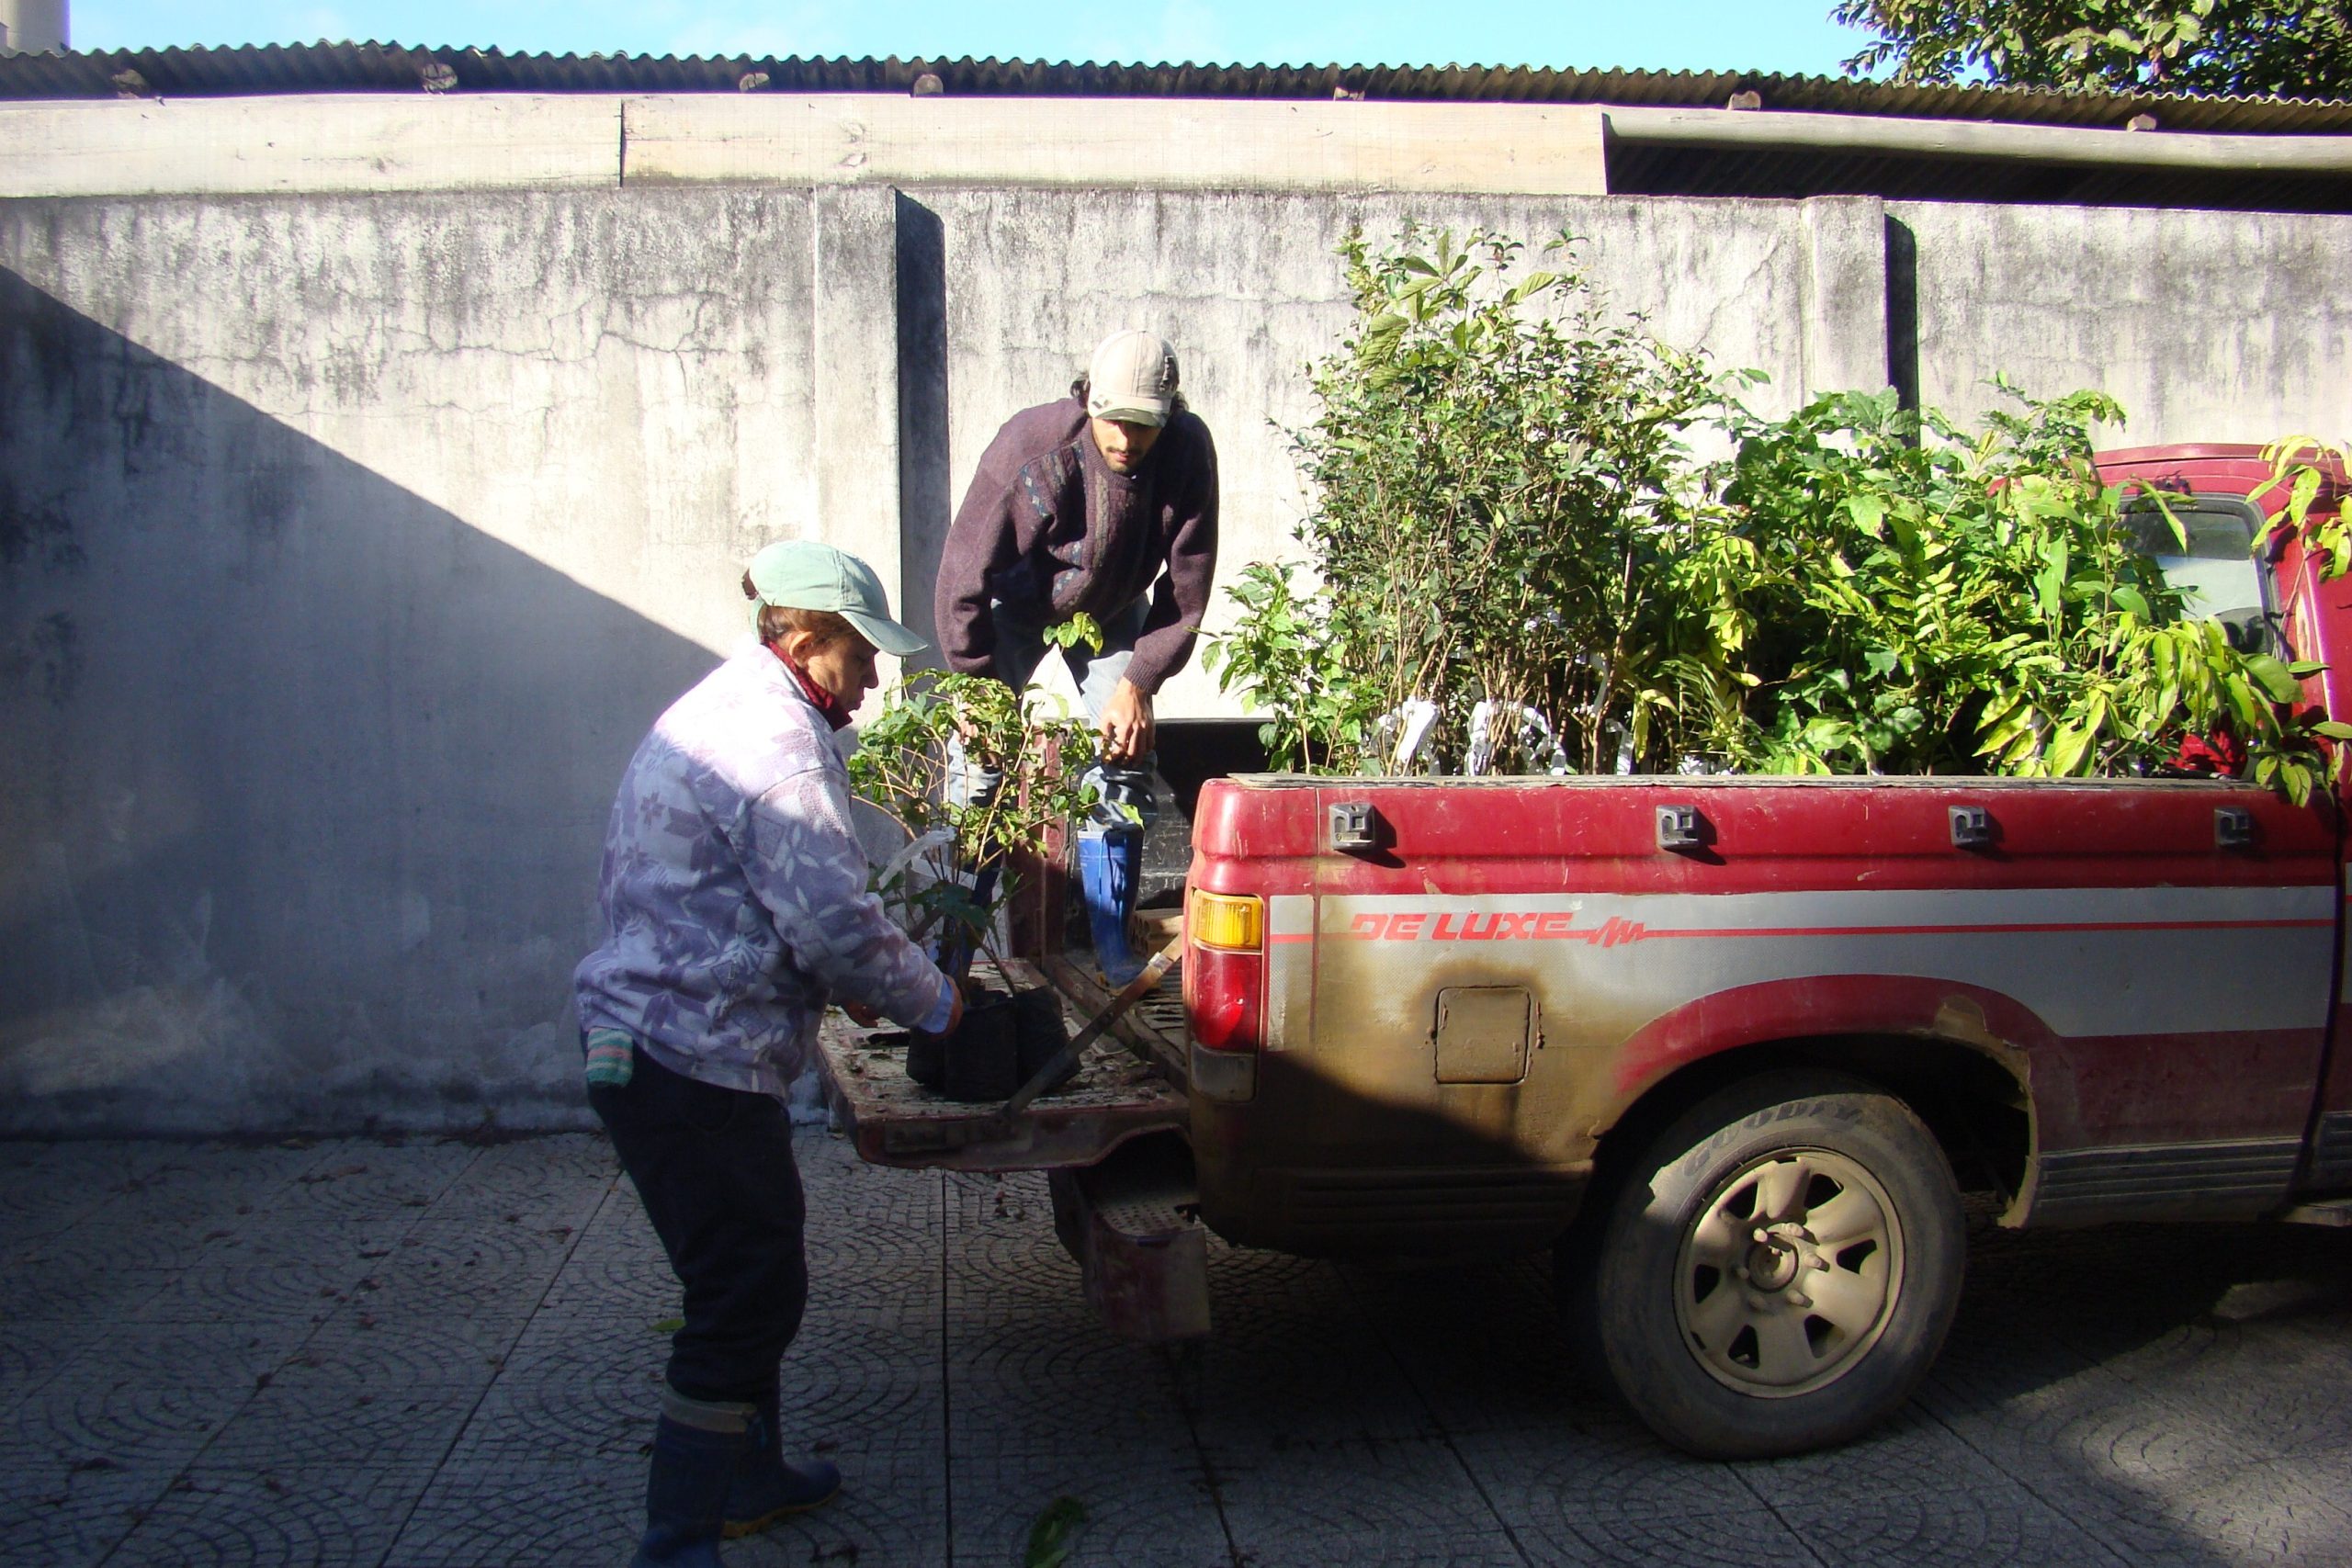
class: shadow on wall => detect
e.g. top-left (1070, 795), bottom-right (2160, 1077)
top-left (894, 191), bottom-right (952, 657)
top-left (0, 267), bottom-right (718, 1135)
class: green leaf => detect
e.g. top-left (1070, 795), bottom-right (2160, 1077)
top-left (2047, 721), bottom-right (2093, 777)
top-left (1977, 688), bottom-right (2026, 728)
top-left (2243, 653), bottom-right (2304, 705)
top-left (1043, 612), bottom-right (1105, 653)
top-left (1975, 713), bottom-right (2033, 756)
top-left (2224, 676), bottom-right (2263, 729)
top-left (651, 1316), bottom-right (684, 1334)
top-left (2032, 542), bottom-right (2068, 616)
top-left (1023, 1497), bottom-right (1088, 1568)
top-left (2290, 464), bottom-right (2324, 523)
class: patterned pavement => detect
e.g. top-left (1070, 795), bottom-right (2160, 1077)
top-left (3, 1129), bottom-right (2351, 1567)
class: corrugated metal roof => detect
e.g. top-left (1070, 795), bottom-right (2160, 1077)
top-left (2, 42), bottom-right (2349, 135)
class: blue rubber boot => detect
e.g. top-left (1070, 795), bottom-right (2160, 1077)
top-left (631, 1391), bottom-right (752, 1567)
top-left (722, 1386), bottom-right (842, 1540)
top-left (1079, 830), bottom-right (1145, 987)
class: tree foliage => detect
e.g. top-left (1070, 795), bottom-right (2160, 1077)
top-left (1209, 226), bottom-right (2345, 804)
top-left (1205, 227), bottom-right (1714, 776)
top-left (2258, 436), bottom-right (2352, 572)
top-left (1691, 384), bottom-right (2344, 799)
top-left (1833, 0), bottom-right (2352, 97)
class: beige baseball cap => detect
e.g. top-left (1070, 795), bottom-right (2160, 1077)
top-left (1085, 330), bottom-right (1179, 428)
top-left (745, 539), bottom-right (927, 656)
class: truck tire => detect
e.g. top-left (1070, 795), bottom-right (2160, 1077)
top-left (1590, 1070), bottom-right (1963, 1459)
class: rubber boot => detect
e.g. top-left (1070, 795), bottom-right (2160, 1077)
top-left (721, 1385), bottom-right (842, 1540)
top-left (631, 1390), bottom-right (752, 1567)
top-left (1079, 830), bottom-right (1145, 987)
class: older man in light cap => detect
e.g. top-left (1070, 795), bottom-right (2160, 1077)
top-left (934, 330), bottom-right (1220, 983)
top-left (576, 539), bottom-right (963, 1566)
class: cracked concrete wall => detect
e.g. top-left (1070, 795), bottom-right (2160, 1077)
top-left (3, 171), bottom-right (2346, 1134)
top-left (1894, 201), bottom-right (2352, 442)
top-left (0, 188), bottom-right (825, 1134)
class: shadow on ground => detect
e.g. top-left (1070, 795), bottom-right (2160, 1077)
top-left (3, 1130), bottom-right (2348, 1566)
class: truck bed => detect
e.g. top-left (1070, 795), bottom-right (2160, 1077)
top-left (817, 959), bottom-right (1189, 1172)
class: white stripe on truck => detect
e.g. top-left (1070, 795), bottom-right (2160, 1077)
top-left (1315, 885), bottom-right (2332, 1040)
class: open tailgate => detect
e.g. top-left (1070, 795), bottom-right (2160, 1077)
top-left (817, 958), bottom-right (1189, 1173)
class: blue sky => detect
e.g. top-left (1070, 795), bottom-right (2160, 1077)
top-left (69, 2), bottom-right (1875, 77)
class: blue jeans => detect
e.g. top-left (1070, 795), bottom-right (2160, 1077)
top-left (947, 594), bottom-right (1156, 840)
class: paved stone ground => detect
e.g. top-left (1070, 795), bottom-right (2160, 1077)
top-left (4, 1131), bottom-right (2351, 1568)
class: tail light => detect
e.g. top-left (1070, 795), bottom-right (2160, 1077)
top-left (1185, 888), bottom-right (1265, 1053)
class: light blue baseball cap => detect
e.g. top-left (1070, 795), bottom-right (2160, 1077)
top-left (745, 539), bottom-right (926, 657)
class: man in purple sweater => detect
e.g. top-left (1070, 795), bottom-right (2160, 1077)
top-left (933, 330), bottom-right (1219, 983)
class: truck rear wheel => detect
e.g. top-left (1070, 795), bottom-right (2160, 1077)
top-left (1589, 1071), bottom-right (1963, 1458)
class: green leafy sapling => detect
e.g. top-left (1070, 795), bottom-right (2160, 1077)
top-left (1210, 223), bottom-right (2343, 805)
top-left (848, 617), bottom-right (1131, 977)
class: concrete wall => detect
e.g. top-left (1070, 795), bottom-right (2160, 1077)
top-left (3, 96), bottom-right (2347, 1133)
top-left (0, 0), bottom-right (70, 56)
top-left (0, 188), bottom-right (826, 1132)
top-left (1894, 200), bottom-right (2352, 442)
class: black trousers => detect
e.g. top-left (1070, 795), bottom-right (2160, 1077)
top-left (589, 1043), bottom-right (809, 1404)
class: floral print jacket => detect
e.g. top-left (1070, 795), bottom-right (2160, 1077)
top-left (573, 643), bottom-right (953, 1096)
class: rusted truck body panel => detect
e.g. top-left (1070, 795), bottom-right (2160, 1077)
top-left (1186, 773), bottom-right (2338, 1256)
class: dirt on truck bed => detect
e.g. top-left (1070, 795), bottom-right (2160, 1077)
top-left (818, 959), bottom-right (1189, 1173)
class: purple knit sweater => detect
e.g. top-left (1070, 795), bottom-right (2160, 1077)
top-left (934, 397), bottom-right (1218, 695)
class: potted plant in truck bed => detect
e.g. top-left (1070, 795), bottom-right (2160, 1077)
top-left (847, 622), bottom-right (1122, 1100)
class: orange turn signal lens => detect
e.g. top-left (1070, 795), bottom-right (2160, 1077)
top-left (1187, 888), bottom-right (1263, 953)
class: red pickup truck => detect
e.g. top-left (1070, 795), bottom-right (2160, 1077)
top-left (826, 444), bottom-right (2352, 1461)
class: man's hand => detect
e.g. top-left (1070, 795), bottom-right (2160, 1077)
top-left (941, 985), bottom-right (966, 1036)
top-left (1099, 678), bottom-right (1155, 763)
top-left (842, 1001), bottom-right (882, 1028)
